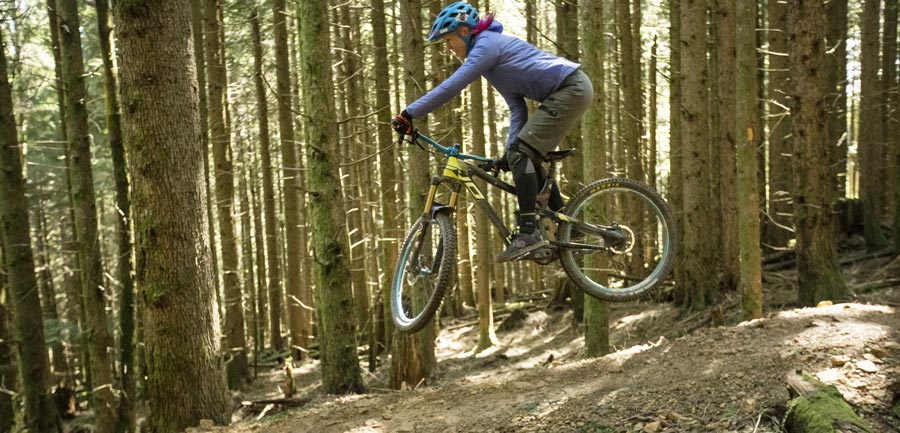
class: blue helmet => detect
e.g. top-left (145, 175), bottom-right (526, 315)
top-left (428, 2), bottom-right (480, 42)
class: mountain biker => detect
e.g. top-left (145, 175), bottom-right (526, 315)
top-left (391, 1), bottom-right (593, 263)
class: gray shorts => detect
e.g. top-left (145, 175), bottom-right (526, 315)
top-left (517, 68), bottom-right (594, 156)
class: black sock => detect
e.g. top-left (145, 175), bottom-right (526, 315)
top-left (517, 212), bottom-right (537, 234)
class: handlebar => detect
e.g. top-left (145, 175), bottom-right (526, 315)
top-left (395, 129), bottom-right (495, 164)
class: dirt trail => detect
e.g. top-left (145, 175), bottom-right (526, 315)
top-left (215, 286), bottom-right (899, 433)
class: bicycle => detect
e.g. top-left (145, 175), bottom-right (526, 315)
top-left (390, 129), bottom-right (677, 333)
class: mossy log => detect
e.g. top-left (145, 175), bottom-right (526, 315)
top-left (784, 372), bottom-right (873, 433)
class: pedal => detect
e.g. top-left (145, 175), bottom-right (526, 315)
top-left (520, 246), bottom-right (556, 265)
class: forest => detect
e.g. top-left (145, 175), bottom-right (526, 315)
top-left (0, 0), bottom-right (898, 432)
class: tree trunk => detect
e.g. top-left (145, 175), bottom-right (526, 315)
top-left (274, 0), bottom-right (302, 356)
top-left (735, 0), bottom-right (762, 320)
top-left (238, 140), bottom-right (256, 373)
top-left (33, 198), bottom-right (68, 377)
top-left (788, 0), bottom-right (851, 306)
top-left (95, 0), bottom-right (136, 428)
top-left (617, 0), bottom-right (640, 185)
top-left (680, 0), bottom-right (718, 310)
top-left (392, 0), bottom-right (435, 389)
top-left (250, 8), bottom-right (273, 352)
top-left (337, 4), bottom-right (371, 342)
top-left (115, 1), bottom-right (231, 429)
top-left (371, 0), bottom-right (399, 351)
top-left (858, 0), bottom-right (887, 251)
top-left (825, 0), bottom-right (848, 199)
top-left (766, 0), bottom-right (793, 250)
top-left (647, 38), bottom-right (658, 191)
top-left (45, 1), bottom-right (81, 386)
top-left (559, 0), bottom-right (583, 323)
top-left (881, 0), bottom-right (898, 219)
top-left (465, 0), bottom-right (498, 350)
top-left (250, 163), bottom-right (268, 364)
top-left (205, 0), bottom-right (248, 387)
top-left (668, 0), bottom-right (685, 299)
top-left (714, 0), bottom-right (740, 292)
top-left (0, 27), bottom-right (61, 433)
top-left (57, 1), bottom-right (118, 429)
top-left (299, 0), bottom-right (365, 394)
top-left (581, 0), bottom-right (610, 358)
top-left (0, 278), bottom-right (15, 433)
top-left (190, 0), bottom-right (220, 320)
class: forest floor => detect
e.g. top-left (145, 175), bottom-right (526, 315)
top-left (198, 249), bottom-right (899, 433)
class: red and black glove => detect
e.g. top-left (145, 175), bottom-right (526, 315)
top-left (391, 110), bottom-right (414, 135)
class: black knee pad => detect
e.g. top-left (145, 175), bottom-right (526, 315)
top-left (508, 144), bottom-right (536, 182)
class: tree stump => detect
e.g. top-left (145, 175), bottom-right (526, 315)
top-left (784, 372), bottom-right (873, 433)
top-left (497, 308), bottom-right (529, 332)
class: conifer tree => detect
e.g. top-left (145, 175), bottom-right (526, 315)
top-left (0, 26), bottom-right (61, 433)
top-left (115, 0), bottom-right (231, 429)
top-left (299, 0), bottom-right (366, 394)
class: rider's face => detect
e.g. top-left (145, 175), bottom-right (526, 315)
top-left (442, 27), bottom-right (469, 60)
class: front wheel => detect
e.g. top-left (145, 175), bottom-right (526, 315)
top-left (559, 178), bottom-right (677, 302)
top-left (390, 212), bottom-right (457, 333)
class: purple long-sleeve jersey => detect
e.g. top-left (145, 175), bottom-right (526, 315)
top-left (405, 21), bottom-right (579, 149)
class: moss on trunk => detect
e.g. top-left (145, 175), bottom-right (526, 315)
top-left (785, 373), bottom-right (873, 433)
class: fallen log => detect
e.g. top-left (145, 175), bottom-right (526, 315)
top-left (852, 278), bottom-right (900, 294)
top-left (784, 371), bottom-right (873, 433)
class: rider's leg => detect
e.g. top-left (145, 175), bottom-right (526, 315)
top-left (497, 70), bottom-right (593, 262)
top-left (515, 69), bottom-right (592, 213)
top-left (496, 140), bottom-right (547, 263)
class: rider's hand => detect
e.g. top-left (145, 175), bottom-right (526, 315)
top-left (496, 152), bottom-right (510, 172)
top-left (391, 110), bottom-right (413, 135)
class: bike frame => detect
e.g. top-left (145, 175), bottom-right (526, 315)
top-left (409, 131), bottom-right (626, 252)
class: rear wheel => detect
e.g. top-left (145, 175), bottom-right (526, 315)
top-left (559, 178), bottom-right (676, 302)
top-left (390, 212), bottom-right (457, 333)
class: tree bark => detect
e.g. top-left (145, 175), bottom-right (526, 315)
top-left (680, 0), bottom-right (718, 310)
top-left (250, 172), bottom-right (267, 363)
top-left (95, 0), bottom-right (136, 428)
top-left (299, 0), bottom-right (365, 394)
top-left (466, 0), bottom-right (497, 351)
top-left (337, 4), bottom-right (371, 342)
top-left (205, 0), bottom-right (248, 387)
top-left (714, 0), bottom-right (740, 292)
top-left (274, 0), bottom-right (303, 356)
top-left (825, 0), bottom-right (848, 199)
top-left (858, 0), bottom-right (888, 251)
top-left (581, 0), bottom-right (610, 358)
top-left (766, 0), bottom-right (793, 250)
top-left (788, 0), bottom-right (851, 306)
top-left (115, 0), bottom-right (231, 429)
top-left (882, 0), bottom-right (898, 220)
top-left (0, 27), bottom-right (61, 433)
top-left (249, 8), bottom-right (273, 352)
top-left (33, 196), bottom-right (68, 377)
top-left (392, 0), bottom-right (434, 389)
top-left (735, 0), bottom-right (762, 320)
top-left (0, 277), bottom-right (15, 433)
top-left (57, 1), bottom-right (118, 429)
top-left (371, 0), bottom-right (399, 351)
top-left (238, 139), bottom-right (256, 373)
top-left (190, 0), bottom-right (221, 319)
top-left (669, 0), bottom-right (685, 298)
